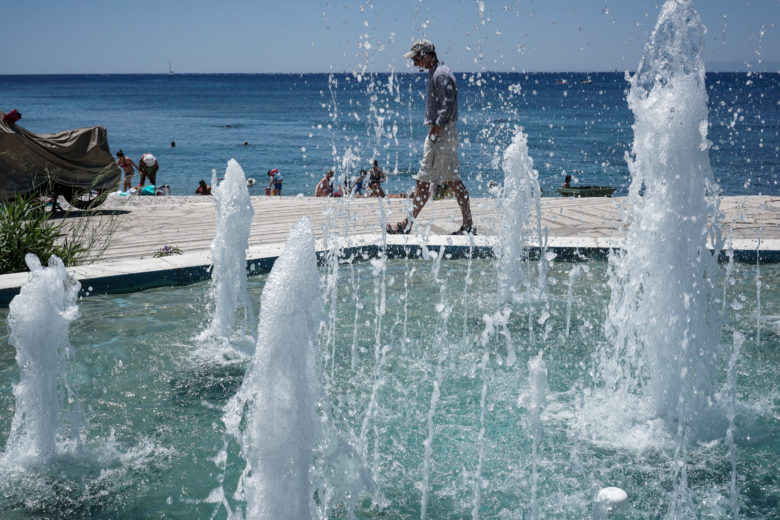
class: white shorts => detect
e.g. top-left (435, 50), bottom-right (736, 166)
top-left (417, 123), bottom-right (460, 184)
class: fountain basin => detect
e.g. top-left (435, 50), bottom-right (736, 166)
top-left (1, 255), bottom-right (777, 518)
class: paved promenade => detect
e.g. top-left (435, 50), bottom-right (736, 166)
top-left (0, 194), bottom-right (777, 304)
top-left (92, 194), bottom-right (778, 263)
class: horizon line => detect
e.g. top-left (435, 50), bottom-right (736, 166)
top-left (1, 68), bottom-right (777, 76)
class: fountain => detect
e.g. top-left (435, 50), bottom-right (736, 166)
top-left (1, 254), bottom-right (82, 469)
top-left (497, 128), bottom-right (548, 307)
top-left (199, 159), bottom-right (256, 345)
top-left (220, 217), bottom-right (325, 519)
top-left (526, 352), bottom-right (548, 520)
top-left (601, 0), bottom-right (725, 440)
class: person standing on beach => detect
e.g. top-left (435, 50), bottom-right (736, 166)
top-left (267, 168), bottom-right (283, 196)
top-left (138, 153), bottom-right (159, 187)
top-left (368, 160), bottom-right (386, 197)
top-left (351, 169), bottom-right (366, 196)
top-left (387, 39), bottom-right (474, 235)
top-left (315, 170), bottom-right (335, 197)
top-left (116, 150), bottom-right (138, 191)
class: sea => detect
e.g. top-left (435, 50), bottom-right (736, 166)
top-left (1, 72), bottom-right (777, 197)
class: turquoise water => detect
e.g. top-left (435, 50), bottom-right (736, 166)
top-left (1, 72), bottom-right (777, 197)
top-left (0, 258), bottom-right (778, 518)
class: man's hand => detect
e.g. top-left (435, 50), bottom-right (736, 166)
top-left (429, 124), bottom-right (443, 143)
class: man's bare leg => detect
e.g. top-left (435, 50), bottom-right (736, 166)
top-left (411, 180), bottom-right (432, 221)
top-left (448, 180), bottom-right (474, 230)
top-left (391, 180), bottom-right (431, 232)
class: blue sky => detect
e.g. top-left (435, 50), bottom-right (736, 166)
top-left (2, 0), bottom-right (777, 74)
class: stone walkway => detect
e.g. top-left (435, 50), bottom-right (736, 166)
top-left (74, 194), bottom-right (779, 263)
top-left (1, 194), bottom-right (777, 304)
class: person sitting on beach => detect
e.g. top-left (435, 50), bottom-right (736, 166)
top-left (368, 160), bottom-right (386, 197)
top-left (562, 174), bottom-right (572, 188)
top-left (195, 179), bottom-right (212, 195)
top-left (351, 169), bottom-right (367, 196)
top-left (138, 153), bottom-right (159, 187)
top-left (315, 170), bottom-right (335, 197)
top-left (116, 150), bottom-right (138, 191)
top-left (267, 168), bottom-right (283, 196)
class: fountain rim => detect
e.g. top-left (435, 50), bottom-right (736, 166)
top-left (0, 233), bottom-right (776, 307)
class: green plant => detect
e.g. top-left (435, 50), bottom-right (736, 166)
top-left (0, 195), bottom-right (117, 274)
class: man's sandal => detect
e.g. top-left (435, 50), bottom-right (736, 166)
top-left (450, 224), bottom-right (477, 236)
top-left (386, 222), bottom-right (411, 235)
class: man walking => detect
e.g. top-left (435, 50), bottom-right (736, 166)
top-left (386, 39), bottom-right (475, 235)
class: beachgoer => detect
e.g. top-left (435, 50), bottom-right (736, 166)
top-left (368, 160), bottom-right (386, 197)
top-left (562, 174), bottom-right (572, 188)
top-left (351, 169), bottom-right (367, 195)
top-left (387, 40), bottom-right (474, 235)
top-left (268, 168), bottom-right (283, 196)
top-left (138, 153), bottom-right (159, 187)
top-left (195, 179), bottom-right (212, 195)
top-left (315, 170), bottom-right (335, 197)
top-left (116, 150), bottom-right (138, 191)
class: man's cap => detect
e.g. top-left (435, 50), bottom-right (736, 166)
top-left (404, 39), bottom-right (435, 59)
top-left (143, 154), bottom-right (156, 166)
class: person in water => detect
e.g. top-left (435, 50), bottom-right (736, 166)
top-left (116, 150), bottom-right (138, 191)
top-left (562, 174), bottom-right (572, 188)
top-left (195, 179), bottom-right (211, 195)
top-left (387, 39), bottom-right (474, 235)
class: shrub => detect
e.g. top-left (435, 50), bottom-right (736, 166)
top-left (0, 196), bottom-right (116, 274)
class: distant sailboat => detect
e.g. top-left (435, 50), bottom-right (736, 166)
top-left (168, 61), bottom-right (174, 75)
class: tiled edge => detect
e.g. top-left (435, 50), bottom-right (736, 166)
top-left (1, 235), bottom-right (778, 306)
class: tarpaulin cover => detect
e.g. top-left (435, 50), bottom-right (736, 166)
top-left (0, 112), bottom-right (121, 201)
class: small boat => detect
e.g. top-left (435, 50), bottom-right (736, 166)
top-left (556, 186), bottom-right (616, 198)
top-left (580, 77), bottom-right (593, 84)
top-left (168, 61), bottom-right (174, 75)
